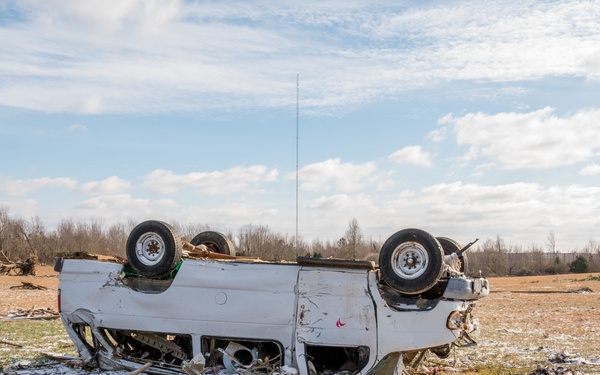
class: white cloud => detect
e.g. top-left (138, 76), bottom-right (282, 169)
top-left (297, 158), bottom-right (376, 192)
top-left (307, 193), bottom-right (376, 211)
top-left (178, 203), bottom-right (280, 231)
top-left (142, 166), bottom-right (278, 195)
top-left (388, 145), bottom-right (433, 167)
top-left (67, 123), bottom-right (87, 132)
top-left (0, 199), bottom-right (39, 219)
top-left (579, 164), bottom-right (600, 176)
top-left (76, 194), bottom-right (149, 210)
top-left (376, 182), bottom-right (600, 250)
top-left (3, 168), bottom-right (600, 250)
top-left (308, 194), bottom-right (351, 210)
top-left (74, 194), bottom-right (178, 224)
top-left (78, 176), bottom-right (131, 195)
top-left (442, 107), bottom-right (600, 169)
top-left (285, 180), bottom-right (600, 250)
top-left (80, 93), bottom-right (104, 114)
top-left (1, 1), bottom-right (599, 114)
top-left (22, 0), bottom-right (181, 34)
top-left (583, 49), bottom-right (600, 79)
top-left (0, 176), bottom-right (77, 196)
top-left (426, 127), bottom-right (447, 142)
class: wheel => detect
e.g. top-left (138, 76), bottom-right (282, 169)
top-left (430, 344), bottom-right (452, 359)
top-left (436, 237), bottom-right (468, 273)
top-left (379, 228), bottom-right (444, 295)
top-left (126, 220), bottom-right (182, 278)
top-left (190, 231), bottom-right (236, 256)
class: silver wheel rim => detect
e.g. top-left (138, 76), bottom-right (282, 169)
top-left (391, 241), bottom-right (429, 280)
top-left (135, 232), bottom-right (166, 266)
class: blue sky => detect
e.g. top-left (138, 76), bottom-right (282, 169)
top-left (1, 0), bottom-right (600, 251)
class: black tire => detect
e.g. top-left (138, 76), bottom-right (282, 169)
top-left (190, 231), bottom-right (236, 256)
top-left (436, 237), bottom-right (468, 274)
top-left (126, 220), bottom-right (182, 278)
top-left (379, 228), bottom-right (444, 295)
top-left (430, 344), bottom-right (452, 359)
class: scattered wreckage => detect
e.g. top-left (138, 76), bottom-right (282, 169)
top-left (0, 307), bottom-right (59, 321)
top-left (55, 221), bottom-right (489, 375)
top-left (0, 254), bottom-right (37, 276)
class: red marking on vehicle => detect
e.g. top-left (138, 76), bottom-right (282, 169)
top-left (336, 319), bottom-right (346, 328)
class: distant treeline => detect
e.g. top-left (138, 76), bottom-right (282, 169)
top-left (1, 205), bottom-right (598, 276)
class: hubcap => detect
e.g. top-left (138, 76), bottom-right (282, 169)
top-left (135, 232), bottom-right (166, 266)
top-left (391, 241), bottom-right (429, 280)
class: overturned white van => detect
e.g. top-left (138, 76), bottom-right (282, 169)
top-left (55, 221), bottom-right (489, 375)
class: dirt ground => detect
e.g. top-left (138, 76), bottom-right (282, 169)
top-left (1, 267), bottom-right (599, 374)
top-left (451, 273), bottom-right (600, 374)
top-left (0, 266), bottom-right (59, 315)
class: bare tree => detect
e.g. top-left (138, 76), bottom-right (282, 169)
top-left (475, 235), bottom-right (509, 277)
top-left (87, 218), bottom-right (106, 254)
top-left (1, 206), bottom-right (597, 276)
top-left (0, 205), bottom-right (10, 256)
top-left (546, 231), bottom-right (556, 253)
top-left (339, 218), bottom-right (366, 259)
top-left (106, 223), bottom-right (128, 258)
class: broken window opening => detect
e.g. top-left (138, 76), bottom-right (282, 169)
top-left (72, 323), bottom-right (96, 351)
top-left (120, 274), bottom-right (175, 293)
top-left (101, 329), bottom-right (192, 366)
top-left (304, 344), bottom-right (369, 375)
top-left (201, 336), bottom-right (283, 372)
top-left (377, 283), bottom-right (442, 311)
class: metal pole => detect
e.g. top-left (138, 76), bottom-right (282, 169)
top-left (295, 74), bottom-right (299, 253)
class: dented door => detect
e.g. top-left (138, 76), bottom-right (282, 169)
top-left (296, 268), bottom-right (377, 346)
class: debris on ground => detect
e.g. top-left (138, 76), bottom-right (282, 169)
top-left (9, 281), bottom-right (48, 290)
top-left (58, 251), bottom-right (125, 263)
top-left (0, 254), bottom-right (38, 276)
top-left (1, 360), bottom-right (130, 375)
top-left (0, 338), bottom-right (23, 348)
top-left (0, 307), bottom-right (59, 321)
top-left (529, 364), bottom-right (584, 375)
top-left (549, 351), bottom-right (600, 366)
top-left (509, 287), bottom-right (594, 294)
top-left (1, 359), bottom-right (303, 375)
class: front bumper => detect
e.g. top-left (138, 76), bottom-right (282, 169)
top-left (443, 277), bottom-right (489, 300)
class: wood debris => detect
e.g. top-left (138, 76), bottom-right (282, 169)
top-left (0, 307), bottom-right (59, 321)
top-left (0, 255), bottom-right (37, 276)
top-left (60, 251), bottom-right (125, 262)
top-left (10, 281), bottom-right (48, 290)
top-left (182, 242), bottom-right (258, 261)
top-left (0, 338), bottom-right (23, 348)
top-left (41, 352), bottom-right (83, 366)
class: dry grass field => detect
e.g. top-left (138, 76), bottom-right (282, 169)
top-left (445, 273), bottom-right (600, 374)
top-left (1, 267), bottom-right (599, 374)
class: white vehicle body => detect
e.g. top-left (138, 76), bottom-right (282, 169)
top-left (57, 255), bottom-right (488, 374)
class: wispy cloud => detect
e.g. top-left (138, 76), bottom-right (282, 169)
top-left (67, 124), bottom-right (87, 132)
top-left (297, 158), bottom-right (376, 192)
top-left (0, 176), bottom-right (77, 196)
top-left (442, 107), bottom-right (600, 169)
top-left (1, 1), bottom-right (599, 114)
top-left (389, 146), bottom-right (433, 167)
top-left (78, 176), bottom-right (131, 195)
top-left (579, 164), bottom-right (600, 176)
top-left (75, 193), bottom-right (178, 223)
top-left (142, 166), bottom-right (278, 195)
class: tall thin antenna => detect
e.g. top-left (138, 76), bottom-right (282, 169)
top-left (295, 74), bottom-right (299, 253)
